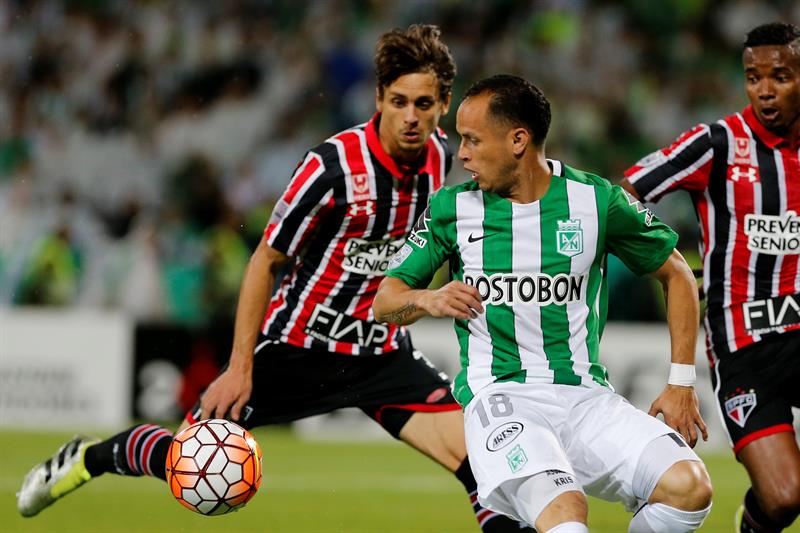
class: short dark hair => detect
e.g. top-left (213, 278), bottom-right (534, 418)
top-left (374, 24), bottom-right (456, 102)
top-left (464, 74), bottom-right (551, 146)
top-left (744, 22), bottom-right (800, 48)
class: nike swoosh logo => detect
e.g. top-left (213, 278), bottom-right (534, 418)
top-left (468, 233), bottom-right (494, 243)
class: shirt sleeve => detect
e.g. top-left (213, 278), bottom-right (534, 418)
top-left (624, 124), bottom-right (714, 202)
top-left (263, 149), bottom-right (334, 257)
top-left (386, 191), bottom-right (451, 288)
top-left (605, 185), bottom-right (679, 276)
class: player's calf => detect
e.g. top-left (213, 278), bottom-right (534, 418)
top-left (83, 423), bottom-right (173, 479)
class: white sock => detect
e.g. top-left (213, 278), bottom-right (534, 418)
top-left (628, 502), bottom-right (712, 533)
top-left (545, 522), bottom-right (589, 533)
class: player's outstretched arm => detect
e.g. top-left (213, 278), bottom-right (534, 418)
top-left (373, 277), bottom-right (484, 325)
top-left (199, 236), bottom-right (290, 422)
top-left (647, 248), bottom-right (709, 447)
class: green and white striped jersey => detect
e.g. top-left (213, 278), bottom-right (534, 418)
top-left (386, 160), bottom-right (678, 406)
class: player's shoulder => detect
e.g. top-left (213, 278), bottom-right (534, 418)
top-left (716, 109), bottom-right (745, 128)
top-left (560, 161), bottom-right (613, 191)
top-left (434, 180), bottom-right (481, 200)
top-left (301, 123), bottom-right (369, 175)
top-left (422, 180), bottom-right (480, 217)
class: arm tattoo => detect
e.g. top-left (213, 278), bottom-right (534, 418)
top-left (382, 303), bottom-right (417, 324)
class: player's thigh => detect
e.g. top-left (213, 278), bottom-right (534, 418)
top-left (463, 383), bottom-right (575, 521)
top-left (712, 336), bottom-right (800, 455)
top-left (399, 409), bottom-right (465, 472)
top-left (358, 338), bottom-right (461, 439)
top-left (184, 341), bottom-right (361, 429)
top-left (565, 386), bottom-right (700, 511)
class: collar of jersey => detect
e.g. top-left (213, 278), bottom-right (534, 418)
top-left (742, 104), bottom-right (786, 149)
top-left (366, 112), bottom-right (430, 178)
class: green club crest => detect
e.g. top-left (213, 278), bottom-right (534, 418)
top-left (557, 218), bottom-right (583, 257)
top-left (505, 444), bottom-right (528, 473)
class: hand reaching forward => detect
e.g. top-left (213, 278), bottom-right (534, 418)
top-left (648, 385), bottom-right (708, 448)
top-left (199, 365), bottom-right (253, 422)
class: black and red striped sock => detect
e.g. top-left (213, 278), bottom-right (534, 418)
top-left (84, 424), bottom-right (173, 481)
top-left (455, 458), bottom-right (535, 532)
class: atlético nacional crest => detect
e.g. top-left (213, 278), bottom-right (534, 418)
top-left (724, 391), bottom-right (757, 428)
top-left (556, 219), bottom-right (583, 257)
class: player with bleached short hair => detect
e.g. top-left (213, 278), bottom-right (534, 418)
top-left (374, 74), bottom-right (714, 533)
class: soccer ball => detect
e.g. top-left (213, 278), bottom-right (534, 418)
top-left (165, 419), bottom-right (262, 515)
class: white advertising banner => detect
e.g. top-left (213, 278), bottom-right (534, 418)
top-left (0, 308), bottom-right (133, 430)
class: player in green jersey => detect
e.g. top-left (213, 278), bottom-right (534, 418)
top-left (373, 75), bottom-right (713, 533)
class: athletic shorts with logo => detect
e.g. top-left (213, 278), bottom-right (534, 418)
top-left (711, 331), bottom-right (800, 454)
top-left (464, 382), bottom-right (700, 520)
top-left (186, 334), bottom-right (460, 438)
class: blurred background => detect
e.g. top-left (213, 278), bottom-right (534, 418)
top-left (2, 0), bottom-right (799, 440)
top-left (3, 1), bottom-right (800, 531)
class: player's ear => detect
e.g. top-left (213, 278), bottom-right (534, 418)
top-left (375, 86), bottom-right (384, 112)
top-left (440, 91), bottom-right (452, 116)
top-left (510, 127), bottom-right (529, 156)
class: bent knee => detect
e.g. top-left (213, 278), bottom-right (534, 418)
top-left (761, 486), bottom-right (800, 525)
top-left (652, 460), bottom-right (712, 511)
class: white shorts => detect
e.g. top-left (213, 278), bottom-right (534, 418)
top-left (464, 382), bottom-right (701, 519)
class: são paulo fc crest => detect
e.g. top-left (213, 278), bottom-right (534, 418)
top-left (724, 391), bottom-right (757, 428)
top-left (556, 219), bottom-right (583, 257)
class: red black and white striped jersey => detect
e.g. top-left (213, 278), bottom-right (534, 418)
top-left (262, 113), bottom-right (452, 355)
top-left (625, 105), bottom-right (800, 363)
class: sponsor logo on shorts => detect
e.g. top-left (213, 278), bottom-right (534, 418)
top-left (724, 390), bottom-right (757, 428)
top-left (546, 470), bottom-right (576, 488)
top-left (505, 444), bottom-right (528, 473)
top-left (486, 422), bottom-right (524, 452)
top-left (425, 387), bottom-right (448, 404)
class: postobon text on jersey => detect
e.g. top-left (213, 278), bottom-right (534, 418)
top-left (464, 273), bottom-right (586, 306)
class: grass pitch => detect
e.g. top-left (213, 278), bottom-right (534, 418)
top-left (1, 428), bottom-right (753, 532)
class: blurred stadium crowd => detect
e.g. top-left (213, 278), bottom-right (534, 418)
top-left (1, 0), bottom-right (797, 325)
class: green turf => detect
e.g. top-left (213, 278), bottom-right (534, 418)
top-left (1, 428), bottom-right (754, 532)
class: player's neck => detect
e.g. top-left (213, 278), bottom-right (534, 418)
top-left (786, 118), bottom-right (800, 149)
top-left (509, 152), bottom-right (552, 204)
top-left (379, 128), bottom-right (426, 168)
top-left (764, 115), bottom-right (800, 149)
